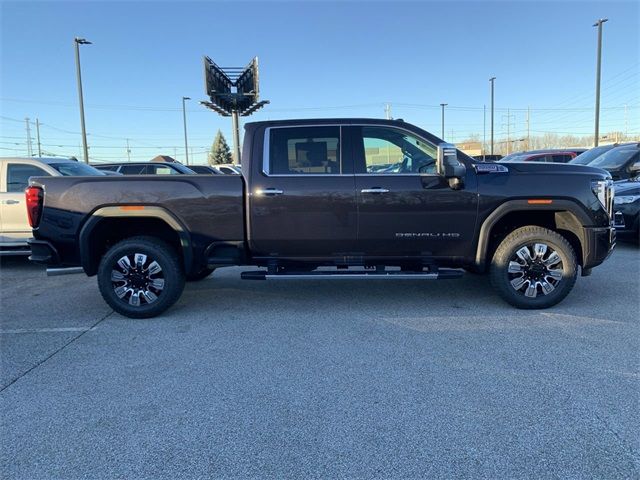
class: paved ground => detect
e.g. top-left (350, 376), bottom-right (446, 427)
top-left (1, 243), bottom-right (639, 479)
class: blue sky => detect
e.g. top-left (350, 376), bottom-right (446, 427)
top-left (1, 0), bottom-right (638, 164)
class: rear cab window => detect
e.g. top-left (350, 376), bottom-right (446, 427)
top-left (6, 163), bottom-right (50, 192)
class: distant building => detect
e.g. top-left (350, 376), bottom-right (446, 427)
top-left (456, 141), bottom-right (483, 157)
top-left (151, 155), bottom-right (177, 163)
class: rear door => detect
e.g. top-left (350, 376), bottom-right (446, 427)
top-left (248, 125), bottom-right (357, 258)
top-left (0, 161), bottom-right (51, 243)
top-left (349, 125), bottom-right (479, 259)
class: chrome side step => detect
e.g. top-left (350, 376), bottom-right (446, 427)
top-left (241, 269), bottom-right (463, 281)
top-left (46, 267), bottom-right (84, 276)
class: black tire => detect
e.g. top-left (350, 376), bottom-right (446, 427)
top-left (186, 267), bottom-right (215, 282)
top-left (97, 236), bottom-right (185, 319)
top-left (490, 226), bottom-right (578, 309)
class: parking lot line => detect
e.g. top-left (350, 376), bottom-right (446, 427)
top-left (0, 327), bottom-right (95, 334)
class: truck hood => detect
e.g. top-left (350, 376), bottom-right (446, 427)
top-left (496, 161), bottom-right (611, 179)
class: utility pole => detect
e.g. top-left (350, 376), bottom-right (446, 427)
top-left (501, 110), bottom-right (515, 154)
top-left (231, 110), bottom-right (241, 164)
top-left (74, 37), bottom-right (92, 163)
top-left (440, 103), bottom-right (447, 139)
top-left (483, 104), bottom-right (486, 160)
top-left (35, 118), bottom-right (42, 157)
top-left (489, 77), bottom-right (496, 155)
top-left (526, 107), bottom-right (530, 150)
top-left (25, 117), bottom-right (33, 157)
top-left (593, 18), bottom-right (608, 147)
top-left (182, 96), bottom-right (191, 164)
top-left (126, 138), bottom-right (131, 162)
top-left (384, 103), bottom-right (392, 120)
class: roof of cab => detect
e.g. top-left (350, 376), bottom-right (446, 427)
top-left (0, 156), bottom-right (79, 164)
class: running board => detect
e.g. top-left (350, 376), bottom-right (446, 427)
top-left (241, 269), bottom-right (463, 281)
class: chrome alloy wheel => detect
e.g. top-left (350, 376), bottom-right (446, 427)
top-left (507, 243), bottom-right (564, 298)
top-left (110, 253), bottom-right (165, 306)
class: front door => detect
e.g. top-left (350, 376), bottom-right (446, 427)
top-left (349, 125), bottom-right (478, 260)
top-left (0, 161), bottom-right (51, 244)
top-left (248, 125), bottom-right (357, 258)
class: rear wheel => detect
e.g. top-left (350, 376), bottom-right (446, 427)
top-left (490, 226), bottom-right (577, 309)
top-left (97, 236), bottom-right (185, 318)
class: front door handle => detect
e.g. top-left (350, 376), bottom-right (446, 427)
top-left (3, 200), bottom-right (20, 205)
top-left (361, 188), bottom-right (390, 194)
top-left (257, 188), bottom-right (284, 196)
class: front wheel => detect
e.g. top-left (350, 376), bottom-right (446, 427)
top-left (490, 226), bottom-right (578, 309)
top-left (97, 236), bottom-right (185, 318)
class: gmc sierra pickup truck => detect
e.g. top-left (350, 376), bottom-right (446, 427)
top-left (27, 118), bottom-right (615, 318)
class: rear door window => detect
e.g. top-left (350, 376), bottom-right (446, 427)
top-left (551, 154), bottom-right (573, 163)
top-left (119, 165), bottom-right (147, 175)
top-left (6, 164), bottom-right (49, 192)
top-left (267, 126), bottom-right (341, 175)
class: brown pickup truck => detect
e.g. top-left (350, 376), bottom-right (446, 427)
top-left (27, 118), bottom-right (615, 318)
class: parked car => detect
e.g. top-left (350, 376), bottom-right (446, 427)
top-left (92, 162), bottom-right (196, 175)
top-left (189, 165), bottom-right (221, 175)
top-left (500, 149), bottom-right (587, 163)
top-left (213, 164), bottom-right (241, 174)
top-left (586, 144), bottom-right (640, 180)
top-left (27, 118), bottom-right (615, 318)
top-left (473, 154), bottom-right (503, 162)
top-left (613, 178), bottom-right (640, 241)
top-left (569, 143), bottom-right (634, 166)
top-left (1, 157), bottom-right (106, 255)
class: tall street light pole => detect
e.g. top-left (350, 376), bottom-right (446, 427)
top-left (593, 18), bottom-right (608, 147)
top-left (489, 77), bottom-right (496, 155)
top-left (440, 103), bottom-right (447, 139)
top-left (182, 96), bottom-right (191, 165)
top-left (74, 37), bottom-right (91, 164)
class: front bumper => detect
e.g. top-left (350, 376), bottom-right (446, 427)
top-left (582, 226), bottom-right (615, 270)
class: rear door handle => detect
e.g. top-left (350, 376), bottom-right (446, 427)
top-left (3, 200), bottom-right (20, 205)
top-left (257, 188), bottom-right (284, 196)
top-left (361, 188), bottom-right (390, 194)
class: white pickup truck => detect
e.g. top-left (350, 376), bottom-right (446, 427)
top-left (0, 157), bottom-right (105, 255)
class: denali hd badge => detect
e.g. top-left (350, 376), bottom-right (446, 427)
top-left (396, 232), bottom-right (461, 238)
top-left (474, 163), bottom-right (508, 173)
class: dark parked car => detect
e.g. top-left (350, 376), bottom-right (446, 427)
top-left (93, 162), bottom-right (196, 175)
top-left (473, 154), bottom-right (503, 162)
top-left (27, 118), bottom-right (615, 318)
top-left (586, 144), bottom-right (640, 181)
top-left (569, 143), bottom-right (635, 166)
top-left (613, 179), bottom-right (640, 240)
top-left (500, 149), bottom-right (587, 164)
top-left (189, 165), bottom-right (221, 175)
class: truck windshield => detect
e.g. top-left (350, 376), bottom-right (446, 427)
top-left (50, 163), bottom-right (106, 176)
top-left (589, 148), bottom-right (638, 169)
top-left (570, 146), bottom-right (609, 165)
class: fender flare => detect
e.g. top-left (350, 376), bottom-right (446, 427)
top-left (474, 199), bottom-right (592, 268)
top-left (78, 206), bottom-right (193, 275)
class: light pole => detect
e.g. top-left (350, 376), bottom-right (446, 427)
top-left (74, 37), bottom-right (91, 164)
top-left (593, 18), bottom-right (608, 147)
top-left (489, 77), bottom-right (496, 155)
top-left (182, 96), bottom-right (191, 164)
top-left (440, 103), bottom-right (447, 139)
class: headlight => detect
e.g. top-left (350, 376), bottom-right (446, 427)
top-left (614, 195), bottom-right (640, 205)
top-left (591, 180), bottom-right (613, 211)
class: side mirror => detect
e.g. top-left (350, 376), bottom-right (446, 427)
top-left (630, 160), bottom-right (640, 179)
top-left (437, 142), bottom-right (466, 189)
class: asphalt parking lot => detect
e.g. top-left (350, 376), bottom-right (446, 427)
top-left (1, 243), bottom-right (639, 479)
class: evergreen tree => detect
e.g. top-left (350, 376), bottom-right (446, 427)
top-left (209, 130), bottom-right (232, 165)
